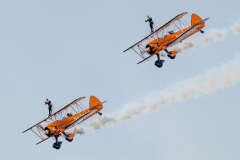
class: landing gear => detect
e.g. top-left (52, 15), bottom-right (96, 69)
top-left (200, 30), bottom-right (204, 34)
top-left (62, 132), bottom-right (73, 142)
top-left (164, 49), bottom-right (176, 59)
top-left (155, 54), bottom-right (164, 68)
top-left (53, 136), bottom-right (62, 149)
top-left (66, 138), bottom-right (73, 142)
top-left (167, 54), bottom-right (176, 59)
top-left (98, 112), bottom-right (102, 116)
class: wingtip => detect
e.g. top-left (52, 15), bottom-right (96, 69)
top-left (22, 129), bottom-right (28, 133)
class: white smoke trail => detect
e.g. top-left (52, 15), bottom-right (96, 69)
top-left (231, 22), bottom-right (240, 35)
top-left (88, 115), bottom-right (116, 132)
top-left (118, 54), bottom-right (240, 121)
top-left (198, 29), bottom-right (228, 44)
top-left (72, 126), bottom-right (85, 135)
top-left (87, 24), bottom-right (239, 130)
top-left (159, 51), bottom-right (166, 57)
top-left (66, 126), bottom-right (85, 136)
top-left (173, 41), bottom-right (197, 53)
top-left (118, 102), bottom-right (146, 122)
top-left (199, 35), bottom-right (214, 44)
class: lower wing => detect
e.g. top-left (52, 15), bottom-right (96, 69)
top-left (137, 54), bottom-right (155, 64)
top-left (36, 137), bottom-right (51, 145)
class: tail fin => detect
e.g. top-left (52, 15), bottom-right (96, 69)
top-left (89, 96), bottom-right (104, 110)
top-left (191, 14), bottom-right (204, 26)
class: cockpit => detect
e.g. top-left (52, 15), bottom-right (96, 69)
top-left (67, 113), bottom-right (73, 117)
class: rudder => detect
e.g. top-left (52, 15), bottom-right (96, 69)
top-left (191, 14), bottom-right (203, 26)
top-left (89, 96), bottom-right (103, 110)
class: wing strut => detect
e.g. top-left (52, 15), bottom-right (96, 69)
top-left (133, 48), bottom-right (145, 59)
top-left (31, 129), bottom-right (43, 140)
top-left (36, 126), bottom-right (43, 139)
top-left (71, 106), bottom-right (81, 118)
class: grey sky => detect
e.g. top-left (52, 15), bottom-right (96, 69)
top-left (0, 0), bottom-right (240, 159)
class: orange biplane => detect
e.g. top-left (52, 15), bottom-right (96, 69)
top-left (123, 12), bottom-right (209, 68)
top-left (23, 96), bottom-right (106, 149)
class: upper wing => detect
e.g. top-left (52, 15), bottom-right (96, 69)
top-left (22, 96), bottom-right (86, 133)
top-left (123, 12), bottom-right (188, 53)
top-left (167, 18), bottom-right (209, 47)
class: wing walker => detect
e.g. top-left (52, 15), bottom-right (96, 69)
top-left (23, 96), bottom-right (106, 149)
top-left (123, 12), bottom-right (209, 68)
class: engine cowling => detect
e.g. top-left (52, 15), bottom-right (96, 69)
top-left (44, 126), bottom-right (57, 137)
top-left (44, 128), bottom-right (52, 137)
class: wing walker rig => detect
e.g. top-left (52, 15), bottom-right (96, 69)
top-left (23, 96), bottom-right (106, 149)
top-left (123, 12), bottom-right (209, 68)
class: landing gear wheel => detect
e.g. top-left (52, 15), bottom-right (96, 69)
top-left (53, 142), bottom-right (62, 149)
top-left (154, 60), bottom-right (163, 68)
top-left (167, 54), bottom-right (176, 59)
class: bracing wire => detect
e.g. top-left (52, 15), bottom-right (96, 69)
top-left (80, 102), bottom-right (87, 109)
top-left (182, 17), bottom-right (190, 27)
